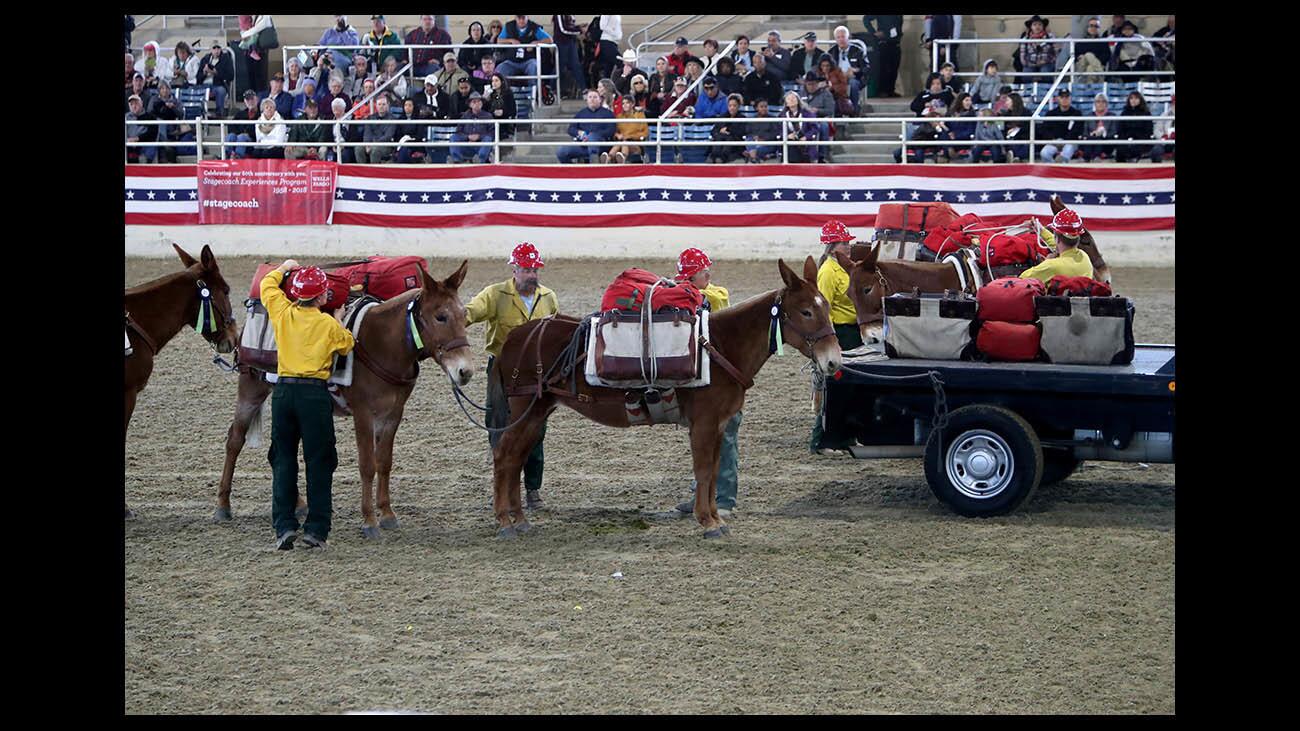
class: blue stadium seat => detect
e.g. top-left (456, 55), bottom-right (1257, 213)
top-left (177, 86), bottom-right (209, 120)
top-left (680, 123), bottom-right (712, 163)
top-left (511, 86), bottom-right (534, 128)
top-left (1105, 81), bottom-right (1138, 106)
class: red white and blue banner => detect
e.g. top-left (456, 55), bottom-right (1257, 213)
top-left (126, 164), bottom-right (1174, 231)
top-left (196, 159), bottom-right (338, 225)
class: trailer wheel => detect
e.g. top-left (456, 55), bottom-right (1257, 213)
top-left (924, 405), bottom-right (1044, 517)
top-left (1040, 449), bottom-right (1081, 486)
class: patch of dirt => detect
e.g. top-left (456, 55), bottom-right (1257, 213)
top-left (125, 257), bottom-right (1174, 714)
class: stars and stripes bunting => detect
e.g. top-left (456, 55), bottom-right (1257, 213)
top-left (126, 164), bottom-right (1174, 231)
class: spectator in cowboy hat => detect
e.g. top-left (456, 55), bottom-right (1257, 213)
top-left (611, 48), bottom-right (642, 95)
top-left (449, 91), bottom-right (495, 164)
top-left (1018, 15), bottom-right (1058, 80)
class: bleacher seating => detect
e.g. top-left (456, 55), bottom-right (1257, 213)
top-left (510, 85), bottom-right (533, 136)
top-left (177, 86), bottom-right (210, 120)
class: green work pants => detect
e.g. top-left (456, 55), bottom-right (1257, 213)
top-left (486, 355), bottom-right (546, 491)
top-left (268, 380), bottom-right (337, 539)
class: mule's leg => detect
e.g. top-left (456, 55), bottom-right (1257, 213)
top-left (215, 372), bottom-right (270, 522)
top-left (353, 408), bottom-right (381, 540)
top-left (492, 405), bottom-right (548, 537)
top-left (689, 419), bottom-right (725, 536)
top-left (125, 388), bottom-right (138, 519)
top-left (374, 409), bottom-right (404, 531)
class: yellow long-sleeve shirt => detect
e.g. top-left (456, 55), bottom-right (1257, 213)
top-left (816, 257), bottom-right (858, 325)
top-left (700, 283), bottom-right (729, 312)
top-left (261, 270), bottom-right (356, 380)
top-left (1019, 247), bottom-right (1094, 284)
top-left (616, 111), bottom-right (649, 141)
top-left (465, 278), bottom-right (560, 357)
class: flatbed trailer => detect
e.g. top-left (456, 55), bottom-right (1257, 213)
top-left (819, 344), bottom-right (1176, 516)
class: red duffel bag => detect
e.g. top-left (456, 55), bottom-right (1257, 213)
top-left (980, 231), bottom-right (1045, 267)
top-left (1046, 275), bottom-right (1113, 297)
top-left (875, 202), bottom-right (959, 235)
top-left (247, 263), bottom-right (350, 312)
top-left (600, 268), bottom-right (703, 313)
top-left (334, 256), bottom-right (429, 301)
top-left (922, 226), bottom-right (968, 258)
top-left (976, 321), bottom-right (1042, 362)
top-left (976, 276), bottom-right (1046, 323)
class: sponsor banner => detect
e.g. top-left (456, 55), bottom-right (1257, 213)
top-left (195, 159), bottom-right (336, 225)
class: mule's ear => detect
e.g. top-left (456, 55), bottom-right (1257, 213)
top-left (173, 243), bottom-right (198, 268)
top-left (777, 258), bottom-right (800, 289)
top-left (802, 255), bottom-right (818, 284)
top-left (833, 249), bottom-right (854, 272)
top-left (420, 263), bottom-right (438, 292)
top-left (864, 241), bottom-right (881, 268)
top-left (199, 244), bottom-right (217, 272)
top-left (1049, 194), bottom-right (1063, 213)
top-left (443, 259), bottom-right (468, 291)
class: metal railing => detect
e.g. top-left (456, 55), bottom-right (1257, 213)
top-left (661, 39), bottom-right (738, 120)
top-left (124, 114), bottom-right (1174, 166)
top-left (932, 36), bottom-right (1175, 81)
top-left (631, 15), bottom-right (705, 48)
top-left (283, 43), bottom-right (559, 105)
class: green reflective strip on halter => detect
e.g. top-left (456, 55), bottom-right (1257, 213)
top-left (408, 312), bottom-right (424, 350)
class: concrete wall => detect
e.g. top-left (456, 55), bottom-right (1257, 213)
top-left (125, 224), bottom-right (1174, 267)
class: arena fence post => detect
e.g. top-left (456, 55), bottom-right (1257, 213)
top-left (493, 120), bottom-right (501, 164)
top-left (901, 121), bottom-right (908, 165)
top-left (196, 120), bottom-right (204, 161)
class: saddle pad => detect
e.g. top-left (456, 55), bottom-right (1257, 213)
top-left (585, 311), bottom-right (712, 389)
top-left (328, 299), bottom-right (380, 387)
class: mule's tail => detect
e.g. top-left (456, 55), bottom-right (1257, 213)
top-left (246, 399), bottom-right (267, 449)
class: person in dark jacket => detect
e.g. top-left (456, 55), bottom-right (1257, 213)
top-left (864, 15), bottom-right (903, 97)
top-left (1080, 93), bottom-right (1117, 162)
top-left (450, 92), bottom-right (495, 163)
top-left (712, 57), bottom-right (743, 97)
top-left (486, 72), bottom-right (517, 141)
top-left (998, 92), bottom-right (1030, 161)
top-left (743, 53), bottom-right (783, 108)
top-left (1039, 89), bottom-right (1085, 163)
top-left (1074, 17), bottom-right (1111, 82)
top-left (197, 43), bottom-right (234, 118)
top-left (317, 75), bottom-right (350, 120)
top-left (910, 74), bottom-right (955, 115)
top-left (790, 32), bottom-right (826, 79)
top-left (826, 26), bottom-right (868, 114)
top-left (124, 15), bottom-right (135, 53)
top-left (259, 72), bottom-right (293, 119)
top-left (411, 75), bottom-right (451, 119)
top-left (743, 98), bottom-right (781, 162)
top-left (286, 97), bottom-right (329, 159)
top-left (359, 95), bottom-right (399, 163)
top-left (710, 94), bottom-right (747, 163)
top-left (647, 57), bottom-right (678, 111)
top-left (392, 97), bottom-right (428, 164)
top-left (947, 93), bottom-right (977, 159)
top-left (761, 31), bottom-right (793, 82)
top-left (148, 80), bottom-right (182, 162)
top-left (894, 102), bottom-right (953, 163)
top-left (448, 76), bottom-right (475, 118)
top-left (458, 21), bottom-right (493, 72)
top-left (1115, 90), bottom-right (1160, 163)
top-left (557, 89), bottom-right (615, 163)
top-left (552, 15), bottom-right (587, 99)
top-left (125, 94), bottom-right (158, 163)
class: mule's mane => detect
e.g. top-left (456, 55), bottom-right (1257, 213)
top-left (125, 266), bottom-right (198, 297)
top-left (708, 288), bottom-right (780, 325)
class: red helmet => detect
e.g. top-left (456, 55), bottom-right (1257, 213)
top-left (509, 242), bottom-right (545, 269)
top-left (286, 266), bottom-right (328, 301)
top-left (675, 247), bottom-right (713, 281)
top-left (1049, 208), bottom-right (1085, 237)
top-left (820, 219), bottom-right (856, 245)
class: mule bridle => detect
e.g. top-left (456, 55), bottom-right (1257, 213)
top-left (771, 291), bottom-right (836, 355)
top-left (354, 291), bottom-right (471, 387)
top-left (126, 277), bottom-right (233, 359)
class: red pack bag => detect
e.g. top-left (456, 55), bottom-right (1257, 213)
top-left (976, 276), bottom-right (1046, 323)
top-left (334, 256), bottom-right (429, 301)
top-left (246, 263), bottom-right (349, 312)
top-left (980, 231), bottom-right (1043, 267)
top-left (922, 226), bottom-right (968, 258)
top-left (600, 268), bottom-right (703, 313)
top-left (976, 321), bottom-right (1042, 362)
top-left (1046, 275), bottom-right (1113, 297)
top-left (875, 202), bottom-right (959, 234)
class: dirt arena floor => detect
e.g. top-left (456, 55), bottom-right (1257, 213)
top-left (125, 256), bottom-right (1174, 714)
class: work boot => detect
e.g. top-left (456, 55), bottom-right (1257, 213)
top-left (526, 489), bottom-right (546, 510)
top-left (300, 533), bottom-right (327, 550)
top-left (675, 499), bottom-right (694, 515)
top-left (275, 531), bottom-right (296, 550)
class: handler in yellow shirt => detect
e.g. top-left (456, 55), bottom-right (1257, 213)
top-left (1020, 208), bottom-right (1095, 284)
top-left (261, 260), bottom-right (356, 550)
top-left (671, 247), bottom-right (741, 518)
top-left (467, 243), bottom-right (560, 510)
top-left (812, 220), bottom-right (863, 453)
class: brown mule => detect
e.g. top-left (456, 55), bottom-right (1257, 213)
top-left (215, 261), bottom-right (475, 540)
top-left (125, 244), bottom-right (240, 518)
top-left (487, 257), bottom-right (842, 539)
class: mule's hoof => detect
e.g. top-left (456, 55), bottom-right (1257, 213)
top-left (124, 507), bottom-right (135, 520)
top-left (360, 525), bottom-right (381, 540)
top-left (704, 528), bottom-right (725, 539)
top-left (379, 516), bottom-right (400, 530)
top-left (497, 525), bottom-right (518, 540)
top-left (295, 506), bottom-right (309, 521)
top-left (515, 521), bottom-right (533, 534)
top-left (213, 506), bottom-right (233, 523)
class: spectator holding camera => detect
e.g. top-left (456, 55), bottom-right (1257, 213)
top-left (407, 15), bottom-right (453, 78)
top-left (319, 16), bottom-right (360, 70)
top-left (197, 43), bottom-right (233, 117)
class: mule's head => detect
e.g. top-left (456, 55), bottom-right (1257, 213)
top-left (777, 256), bottom-right (841, 376)
top-left (1050, 195), bottom-right (1111, 285)
top-left (414, 259), bottom-right (475, 387)
top-left (174, 243), bottom-right (238, 353)
top-left (836, 242), bottom-right (887, 342)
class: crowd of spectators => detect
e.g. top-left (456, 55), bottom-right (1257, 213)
top-left (124, 13), bottom-right (1174, 165)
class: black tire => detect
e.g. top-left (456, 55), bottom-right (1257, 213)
top-left (1040, 449), bottom-right (1081, 487)
top-left (924, 404), bottom-right (1044, 517)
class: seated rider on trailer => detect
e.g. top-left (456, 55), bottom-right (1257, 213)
top-left (670, 248), bottom-right (742, 518)
top-left (1019, 208), bottom-right (1094, 284)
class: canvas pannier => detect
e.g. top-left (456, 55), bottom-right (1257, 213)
top-left (587, 308), bottom-right (705, 387)
top-left (1035, 296), bottom-right (1135, 365)
top-left (237, 299), bottom-right (278, 372)
top-left (975, 321), bottom-right (1042, 362)
top-left (882, 291), bottom-right (978, 360)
